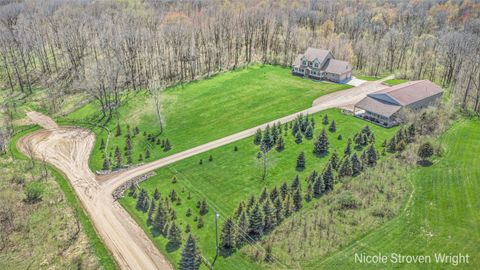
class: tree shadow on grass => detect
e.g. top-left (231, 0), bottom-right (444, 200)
top-left (166, 242), bottom-right (181, 252)
top-left (417, 160), bottom-right (433, 167)
top-left (313, 151), bottom-right (329, 158)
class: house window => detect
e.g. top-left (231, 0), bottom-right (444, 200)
top-left (314, 63), bottom-right (318, 68)
top-left (302, 61), bottom-right (307, 66)
top-left (312, 71), bottom-right (316, 75)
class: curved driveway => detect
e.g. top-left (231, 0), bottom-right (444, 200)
top-left (17, 79), bottom-right (388, 269)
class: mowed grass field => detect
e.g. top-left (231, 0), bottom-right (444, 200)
top-left (65, 65), bottom-right (351, 171)
top-left (316, 119), bottom-right (480, 269)
top-left (120, 109), bottom-right (398, 269)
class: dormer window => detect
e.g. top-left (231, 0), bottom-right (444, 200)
top-left (314, 63), bottom-right (318, 68)
top-left (302, 60), bottom-right (307, 66)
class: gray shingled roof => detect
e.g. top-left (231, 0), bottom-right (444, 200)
top-left (303, 47), bottom-right (331, 63)
top-left (355, 96), bottom-right (402, 117)
top-left (323, 59), bottom-right (352, 75)
top-left (370, 80), bottom-right (443, 106)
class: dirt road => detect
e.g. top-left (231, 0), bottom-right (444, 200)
top-left (17, 80), bottom-right (387, 269)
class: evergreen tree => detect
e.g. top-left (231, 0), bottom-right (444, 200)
top-left (387, 137), bottom-right (397, 152)
top-left (100, 138), bottom-right (105, 150)
top-left (407, 124), bottom-right (416, 143)
top-left (329, 120), bottom-right (336, 132)
top-left (418, 142), bottom-right (434, 161)
top-left (293, 188), bottom-right (302, 211)
top-left (296, 152), bottom-right (305, 171)
top-left (338, 157), bottom-right (353, 178)
top-left (271, 124), bottom-right (279, 144)
top-left (262, 199), bottom-right (275, 232)
top-left (248, 203), bottom-right (264, 239)
top-left (115, 124), bottom-right (122, 136)
top-left (366, 144), bottom-right (378, 167)
top-left (294, 131), bottom-right (303, 144)
top-left (170, 189), bottom-right (177, 202)
top-left (305, 183), bottom-right (313, 202)
top-left (304, 125), bottom-right (313, 140)
top-left (350, 153), bottom-right (362, 176)
top-left (338, 134), bottom-right (343, 140)
top-left (220, 217), bottom-right (237, 251)
top-left (147, 198), bottom-right (156, 225)
top-left (134, 126), bottom-right (140, 136)
top-left (172, 176), bottom-right (177, 184)
top-left (138, 154), bottom-right (143, 162)
top-left (164, 139), bottom-right (171, 151)
top-left (114, 146), bottom-right (122, 168)
top-left (126, 154), bottom-right (132, 165)
top-left (313, 175), bottom-right (325, 198)
top-left (261, 125), bottom-right (273, 150)
top-left (179, 234), bottom-right (201, 270)
top-left (254, 129), bottom-right (262, 145)
top-left (275, 136), bottom-right (285, 152)
top-left (280, 182), bottom-right (289, 199)
top-left (247, 196), bottom-right (256, 211)
top-left (145, 149), bottom-right (150, 159)
top-left (234, 146), bottom-right (238, 151)
top-left (168, 221), bottom-right (182, 248)
top-left (236, 212), bottom-right (249, 246)
top-left (259, 187), bottom-right (269, 203)
top-left (323, 163), bottom-right (335, 191)
top-left (153, 188), bottom-right (161, 200)
top-left (125, 135), bottom-right (132, 153)
top-left (273, 197), bottom-right (284, 224)
top-left (235, 202), bottom-right (245, 220)
top-left (270, 187), bottom-right (279, 202)
top-left (322, 114), bottom-right (329, 125)
top-left (156, 138), bottom-right (161, 145)
top-left (186, 208), bottom-right (192, 217)
top-left (382, 139), bottom-right (387, 147)
top-left (313, 128), bottom-right (329, 155)
top-left (292, 121), bottom-right (299, 135)
top-left (307, 170), bottom-right (318, 183)
top-left (197, 216), bottom-right (204, 228)
top-left (153, 201), bottom-right (167, 234)
top-left (136, 188), bottom-right (148, 211)
top-left (199, 199), bottom-right (209, 215)
top-left (344, 138), bottom-right (352, 155)
top-left (185, 224), bottom-right (191, 233)
top-left (330, 150), bottom-right (339, 170)
top-left (291, 175), bottom-right (300, 190)
top-left (283, 194), bottom-right (293, 218)
top-left (102, 157), bottom-right (110, 171)
top-left (199, 159), bottom-right (203, 165)
top-left (310, 117), bottom-right (315, 129)
top-left (208, 155), bottom-right (213, 162)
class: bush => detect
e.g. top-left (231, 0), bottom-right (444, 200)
top-left (24, 181), bottom-right (45, 203)
top-left (336, 192), bottom-right (360, 210)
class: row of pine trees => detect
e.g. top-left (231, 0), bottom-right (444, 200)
top-left (101, 124), bottom-right (171, 170)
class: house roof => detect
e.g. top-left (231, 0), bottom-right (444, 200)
top-left (355, 96), bottom-right (402, 117)
top-left (323, 59), bottom-right (352, 75)
top-left (303, 47), bottom-right (331, 63)
top-left (369, 80), bottom-right (443, 106)
top-left (356, 80), bottom-right (443, 117)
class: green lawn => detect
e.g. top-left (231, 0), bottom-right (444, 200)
top-left (383, 79), bottom-right (408, 86)
top-left (64, 65), bottom-right (351, 171)
top-left (120, 108), bottom-right (398, 269)
top-left (316, 118), bottom-right (480, 269)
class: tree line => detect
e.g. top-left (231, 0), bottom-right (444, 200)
top-left (1, 0), bottom-right (479, 126)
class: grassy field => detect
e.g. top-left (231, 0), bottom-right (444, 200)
top-left (64, 65), bottom-right (351, 171)
top-left (120, 108), bottom-right (398, 269)
top-left (2, 127), bottom-right (117, 270)
top-left (315, 118), bottom-right (480, 269)
top-left (383, 79), bottom-right (408, 86)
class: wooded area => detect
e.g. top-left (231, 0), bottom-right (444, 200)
top-left (0, 0), bottom-right (479, 120)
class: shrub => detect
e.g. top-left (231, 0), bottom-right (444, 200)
top-left (24, 181), bottom-right (45, 203)
top-left (336, 192), bottom-right (360, 210)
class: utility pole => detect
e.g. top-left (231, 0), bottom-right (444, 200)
top-left (212, 211), bottom-right (220, 269)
